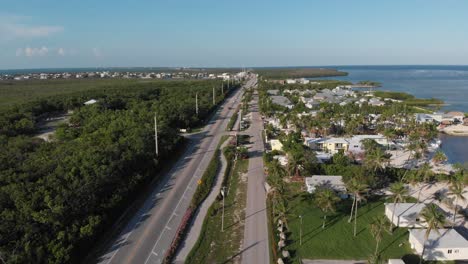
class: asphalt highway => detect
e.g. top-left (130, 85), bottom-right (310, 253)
top-left (97, 75), bottom-right (257, 264)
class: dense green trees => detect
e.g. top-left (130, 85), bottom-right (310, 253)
top-left (0, 79), bottom-right (238, 263)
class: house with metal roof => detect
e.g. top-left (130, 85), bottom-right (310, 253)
top-left (409, 229), bottom-right (468, 261)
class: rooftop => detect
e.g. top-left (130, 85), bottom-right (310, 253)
top-left (271, 95), bottom-right (292, 107)
top-left (305, 175), bottom-right (346, 192)
top-left (384, 203), bottom-right (427, 219)
top-left (410, 229), bottom-right (468, 249)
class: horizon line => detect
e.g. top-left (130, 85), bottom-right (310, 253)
top-left (2, 64), bottom-right (468, 72)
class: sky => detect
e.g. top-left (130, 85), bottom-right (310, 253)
top-left (1, 0), bottom-right (468, 69)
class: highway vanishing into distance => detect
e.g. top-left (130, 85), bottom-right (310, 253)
top-left (97, 75), bottom-right (259, 264)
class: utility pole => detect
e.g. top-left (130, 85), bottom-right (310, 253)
top-left (154, 113), bottom-right (159, 156)
top-left (221, 82), bottom-right (224, 95)
top-left (299, 215), bottom-right (303, 246)
top-left (221, 186), bottom-right (226, 232)
top-left (195, 92), bottom-right (199, 116)
top-left (212, 86), bottom-right (215, 105)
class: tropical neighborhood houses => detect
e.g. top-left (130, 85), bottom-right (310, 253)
top-left (258, 79), bottom-right (468, 263)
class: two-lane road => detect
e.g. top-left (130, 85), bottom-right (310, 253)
top-left (241, 87), bottom-right (270, 264)
top-left (97, 75), bottom-right (257, 264)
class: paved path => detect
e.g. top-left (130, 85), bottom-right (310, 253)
top-left (174, 138), bottom-right (231, 262)
top-left (241, 87), bottom-right (270, 264)
top-left (96, 76), bottom-right (256, 264)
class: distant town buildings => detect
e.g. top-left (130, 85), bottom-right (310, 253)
top-left (0, 70), bottom-right (246, 82)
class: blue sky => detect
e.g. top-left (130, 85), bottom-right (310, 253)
top-left (1, 0), bottom-right (468, 69)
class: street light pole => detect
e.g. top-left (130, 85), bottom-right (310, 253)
top-left (154, 113), bottom-right (159, 157)
top-left (212, 86), bottom-right (215, 106)
top-left (195, 92), bottom-right (199, 116)
top-left (221, 186), bottom-right (226, 232)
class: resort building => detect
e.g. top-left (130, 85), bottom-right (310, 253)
top-left (409, 229), bottom-right (468, 261)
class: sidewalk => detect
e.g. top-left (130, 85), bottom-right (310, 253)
top-left (174, 138), bottom-right (232, 263)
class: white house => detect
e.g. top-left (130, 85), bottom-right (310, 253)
top-left (305, 137), bottom-right (349, 155)
top-left (270, 139), bottom-right (284, 151)
top-left (409, 229), bottom-right (468, 261)
top-left (384, 203), bottom-right (428, 228)
top-left (446, 111), bottom-right (465, 123)
top-left (273, 155), bottom-right (288, 166)
top-left (348, 134), bottom-right (391, 155)
top-left (305, 175), bottom-right (347, 198)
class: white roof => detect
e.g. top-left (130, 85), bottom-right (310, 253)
top-left (388, 260), bottom-right (405, 264)
top-left (324, 138), bottom-right (348, 144)
top-left (305, 175), bottom-right (346, 192)
top-left (385, 203), bottom-right (427, 219)
top-left (84, 99), bottom-right (98, 105)
top-left (410, 229), bottom-right (468, 249)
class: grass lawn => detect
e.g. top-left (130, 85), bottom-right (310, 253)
top-left (284, 194), bottom-right (415, 262)
top-left (185, 156), bottom-right (248, 263)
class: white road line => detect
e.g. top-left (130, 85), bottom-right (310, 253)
top-left (143, 154), bottom-right (207, 264)
top-left (103, 139), bottom-right (201, 264)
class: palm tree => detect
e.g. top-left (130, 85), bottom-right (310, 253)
top-left (370, 216), bottom-right (388, 255)
top-left (448, 182), bottom-right (466, 227)
top-left (432, 150), bottom-right (447, 165)
top-left (389, 181), bottom-right (409, 232)
top-left (419, 204), bottom-right (446, 264)
top-left (268, 159), bottom-right (286, 179)
top-left (346, 178), bottom-right (369, 236)
top-left (406, 171), bottom-right (421, 201)
top-left (414, 163), bottom-right (433, 203)
top-left (273, 198), bottom-right (289, 229)
top-left (314, 188), bottom-right (340, 229)
top-left (364, 148), bottom-right (388, 173)
top-left (287, 150), bottom-right (304, 177)
top-left (367, 253), bottom-right (382, 264)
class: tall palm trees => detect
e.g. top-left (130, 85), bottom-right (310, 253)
top-left (448, 182), bottom-right (466, 227)
top-left (370, 216), bottom-right (388, 256)
top-left (414, 163), bottom-right (433, 203)
top-left (419, 204), bottom-right (446, 264)
top-left (314, 188), bottom-right (340, 229)
top-left (389, 181), bottom-right (408, 232)
top-left (346, 178), bottom-right (369, 236)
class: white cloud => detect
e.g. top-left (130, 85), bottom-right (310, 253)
top-left (92, 47), bottom-right (102, 57)
top-left (0, 14), bottom-right (63, 40)
top-left (16, 46), bottom-right (49, 57)
top-left (57, 47), bottom-right (65, 56)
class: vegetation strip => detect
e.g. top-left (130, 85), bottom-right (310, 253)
top-left (0, 79), bottom-right (239, 263)
top-left (163, 148), bottom-right (221, 263)
top-left (185, 142), bottom-right (249, 263)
